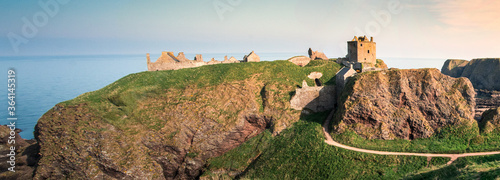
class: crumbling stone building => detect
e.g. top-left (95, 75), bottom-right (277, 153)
top-left (347, 35), bottom-right (376, 65)
top-left (147, 51), bottom-right (259, 71)
top-left (338, 35), bottom-right (377, 70)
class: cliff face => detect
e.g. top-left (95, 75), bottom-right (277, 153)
top-left (441, 59), bottom-right (469, 77)
top-left (441, 58), bottom-right (500, 91)
top-left (34, 80), bottom-right (292, 179)
top-left (32, 60), bottom-right (341, 179)
top-left (0, 126), bottom-right (38, 179)
top-left (333, 69), bottom-right (476, 140)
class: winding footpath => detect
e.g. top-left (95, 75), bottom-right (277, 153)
top-left (321, 111), bottom-right (500, 165)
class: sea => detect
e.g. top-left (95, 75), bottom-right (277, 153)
top-left (0, 53), bottom-right (447, 139)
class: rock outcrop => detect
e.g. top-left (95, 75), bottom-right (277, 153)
top-left (479, 107), bottom-right (500, 133)
top-left (333, 68), bottom-right (476, 140)
top-left (32, 72), bottom-right (304, 179)
top-left (243, 51), bottom-right (260, 62)
top-left (441, 58), bottom-right (500, 91)
top-left (308, 48), bottom-right (328, 60)
top-left (375, 59), bottom-right (388, 69)
top-left (0, 126), bottom-right (38, 179)
top-left (441, 59), bottom-right (469, 77)
top-left (288, 56), bottom-right (311, 67)
top-left (479, 107), bottom-right (500, 134)
top-left (475, 90), bottom-right (500, 119)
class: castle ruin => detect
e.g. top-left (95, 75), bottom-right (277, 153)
top-left (290, 72), bottom-right (336, 113)
top-left (338, 35), bottom-right (377, 70)
top-left (147, 51), bottom-right (260, 71)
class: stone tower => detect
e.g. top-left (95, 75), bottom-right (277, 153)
top-left (347, 35), bottom-right (376, 65)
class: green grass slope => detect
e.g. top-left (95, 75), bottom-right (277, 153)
top-left (202, 112), bottom-right (500, 179)
top-left (34, 60), bottom-right (344, 178)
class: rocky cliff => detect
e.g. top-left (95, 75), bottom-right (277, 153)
top-left (31, 60), bottom-right (341, 179)
top-left (333, 68), bottom-right (476, 140)
top-left (441, 58), bottom-right (500, 91)
top-left (0, 126), bottom-right (38, 179)
top-left (479, 107), bottom-right (500, 134)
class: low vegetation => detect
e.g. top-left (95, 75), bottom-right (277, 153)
top-left (202, 111), bottom-right (500, 179)
top-left (37, 59), bottom-right (499, 179)
top-left (61, 60), bottom-right (342, 131)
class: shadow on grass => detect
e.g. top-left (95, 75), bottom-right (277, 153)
top-left (299, 110), bottom-right (331, 125)
top-left (479, 168), bottom-right (500, 179)
top-left (403, 155), bottom-right (500, 180)
top-left (403, 159), bottom-right (467, 180)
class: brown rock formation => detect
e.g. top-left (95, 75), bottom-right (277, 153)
top-left (479, 107), bottom-right (500, 134)
top-left (288, 56), bottom-right (311, 67)
top-left (441, 59), bottom-right (469, 77)
top-left (441, 58), bottom-right (500, 91)
top-left (243, 51), bottom-right (260, 62)
top-left (475, 90), bottom-right (500, 119)
top-left (308, 48), bottom-right (328, 60)
top-left (0, 125), bottom-right (39, 179)
top-left (33, 77), bottom-right (299, 179)
top-left (375, 59), bottom-right (388, 69)
top-left (333, 68), bottom-right (476, 140)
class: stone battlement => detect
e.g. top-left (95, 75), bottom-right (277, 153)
top-left (337, 35), bottom-right (378, 72)
top-left (147, 51), bottom-right (260, 71)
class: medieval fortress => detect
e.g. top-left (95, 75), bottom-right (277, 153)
top-left (147, 51), bottom-right (260, 71)
top-left (337, 35), bottom-right (377, 70)
top-left (146, 35), bottom-right (381, 114)
top-left (291, 35), bottom-right (382, 113)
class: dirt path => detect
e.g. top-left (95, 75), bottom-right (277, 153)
top-left (321, 110), bottom-right (500, 165)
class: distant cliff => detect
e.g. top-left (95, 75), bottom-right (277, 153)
top-left (333, 68), bottom-right (476, 140)
top-left (441, 58), bottom-right (500, 91)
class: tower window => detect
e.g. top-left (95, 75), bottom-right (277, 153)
top-left (368, 50), bottom-right (370, 53)
top-left (360, 44), bottom-right (363, 46)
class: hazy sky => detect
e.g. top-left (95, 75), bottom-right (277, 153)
top-left (1, 0), bottom-right (499, 59)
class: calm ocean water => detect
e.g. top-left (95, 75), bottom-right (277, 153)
top-left (0, 53), bottom-right (446, 139)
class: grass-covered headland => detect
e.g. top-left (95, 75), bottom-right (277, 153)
top-left (33, 59), bottom-right (499, 179)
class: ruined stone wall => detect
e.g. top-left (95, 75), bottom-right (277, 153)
top-left (148, 61), bottom-right (207, 71)
top-left (290, 81), bottom-right (336, 113)
top-left (147, 51), bottom-right (253, 71)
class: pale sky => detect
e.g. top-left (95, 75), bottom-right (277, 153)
top-left (1, 0), bottom-right (499, 59)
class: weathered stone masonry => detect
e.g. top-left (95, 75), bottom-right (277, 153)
top-left (147, 51), bottom-right (260, 71)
